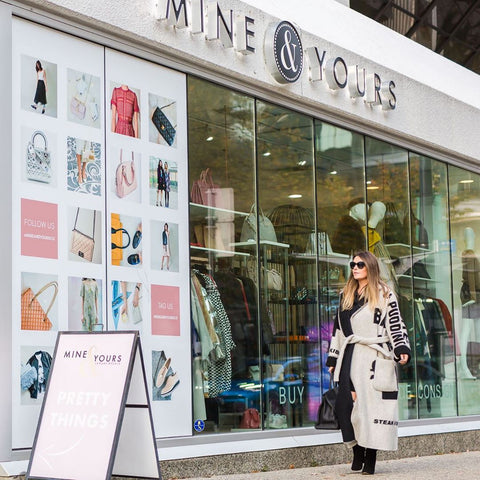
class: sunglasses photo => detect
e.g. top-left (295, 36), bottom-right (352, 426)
top-left (350, 261), bottom-right (366, 269)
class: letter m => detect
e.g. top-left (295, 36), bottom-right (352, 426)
top-left (155, 0), bottom-right (188, 28)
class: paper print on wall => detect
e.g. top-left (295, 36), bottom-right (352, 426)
top-left (151, 220), bottom-right (178, 272)
top-left (111, 280), bottom-right (143, 330)
top-left (21, 198), bottom-right (58, 259)
top-left (20, 55), bottom-right (57, 118)
top-left (68, 276), bottom-right (103, 332)
top-left (22, 127), bottom-right (56, 187)
top-left (111, 213), bottom-right (142, 267)
top-left (66, 136), bottom-right (101, 195)
top-left (20, 346), bottom-right (53, 405)
top-left (149, 156), bottom-right (177, 209)
top-left (148, 93), bottom-right (177, 147)
top-left (111, 147), bottom-right (141, 202)
top-left (67, 68), bottom-right (101, 128)
top-left (110, 82), bottom-right (141, 139)
top-left (152, 350), bottom-right (180, 401)
top-left (68, 206), bottom-right (102, 264)
top-left (21, 272), bottom-right (58, 332)
top-left (151, 284), bottom-right (180, 336)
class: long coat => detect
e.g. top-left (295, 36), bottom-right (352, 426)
top-left (327, 289), bottom-right (411, 451)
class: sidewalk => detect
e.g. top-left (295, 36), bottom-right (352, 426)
top-left (181, 450), bottom-right (480, 480)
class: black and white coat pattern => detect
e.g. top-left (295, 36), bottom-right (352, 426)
top-left (327, 289), bottom-right (411, 451)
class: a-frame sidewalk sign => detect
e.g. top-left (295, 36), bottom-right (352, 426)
top-left (26, 331), bottom-right (161, 480)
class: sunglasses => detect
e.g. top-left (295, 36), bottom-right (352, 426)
top-left (350, 261), bottom-right (366, 270)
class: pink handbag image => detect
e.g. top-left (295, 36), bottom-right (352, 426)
top-left (115, 149), bottom-right (137, 198)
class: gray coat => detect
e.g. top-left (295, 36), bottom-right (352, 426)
top-left (328, 289), bottom-right (411, 450)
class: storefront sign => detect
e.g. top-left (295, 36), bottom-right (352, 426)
top-left (264, 21), bottom-right (303, 84)
top-left (154, 1), bottom-right (397, 110)
top-left (27, 332), bottom-right (160, 480)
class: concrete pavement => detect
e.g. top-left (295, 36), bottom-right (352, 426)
top-left (179, 450), bottom-right (480, 480)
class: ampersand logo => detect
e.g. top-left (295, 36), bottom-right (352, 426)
top-left (264, 21), bottom-right (303, 84)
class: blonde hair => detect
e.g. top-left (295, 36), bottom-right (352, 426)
top-left (341, 250), bottom-right (389, 311)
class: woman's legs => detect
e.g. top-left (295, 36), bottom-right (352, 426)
top-left (351, 444), bottom-right (365, 471)
top-left (76, 154), bottom-right (83, 184)
top-left (362, 448), bottom-right (377, 475)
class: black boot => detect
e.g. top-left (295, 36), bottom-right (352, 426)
top-left (351, 444), bottom-right (365, 471)
top-left (362, 448), bottom-right (377, 475)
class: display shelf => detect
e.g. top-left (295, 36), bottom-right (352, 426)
top-left (233, 240), bottom-right (290, 249)
top-left (190, 202), bottom-right (249, 217)
top-left (190, 245), bottom-right (250, 257)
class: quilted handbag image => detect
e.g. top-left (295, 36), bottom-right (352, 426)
top-left (26, 130), bottom-right (51, 183)
top-left (115, 149), bottom-right (137, 198)
top-left (70, 208), bottom-right (96, 262)
top-left (152, 105), bottom-right (176, 146)
top-left (21, 281), bottom-right (58, 331)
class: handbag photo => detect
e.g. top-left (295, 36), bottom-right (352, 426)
top-left (70, 74), bottom-right (91, 120)
top-left (152, 103), bottom-right (176, 146)
top-left (239, 408), bottom-right (260, 429)
top-left (26, 130), bottom-right (52, 183)
top-left (21, 281), bottom-right (58, 331)
top-left (70, 208), bottom-right (96, 262)
top-left (315, 376), bottom-right (339, 430)
top-left (115, 149), bottom-right (137, 198)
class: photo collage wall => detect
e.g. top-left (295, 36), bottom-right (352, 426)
top-left (12, 19), bottom-right (191, 447)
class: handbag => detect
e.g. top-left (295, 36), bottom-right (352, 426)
top-left (131, 303), bottom-right (142, 324)
top-left (239, 408), bottom-right (260, 429)
top-left (190, 168), bottom-right (223, 208)
top-left (152, 103), bottom-right (176, 146)
top-left (315, 376), bottom-right (339, 430)
top-left (115, 149), bottom-right (137, 198)
top-left (372, 353), bottom-right (397, 392)
top-left (71, 208), bottom-right (96, 262)
top-left (21, 281), bottom-right (58, 331)
top-left (240, 205), bottom-right (277, 243)
top-left (26, 130), bottom-right (51, 183)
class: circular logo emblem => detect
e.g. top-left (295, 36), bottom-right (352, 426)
top-left (264, 21), bottom-right (303, 84)
top-left (194, 419), bottom-right (205, 433)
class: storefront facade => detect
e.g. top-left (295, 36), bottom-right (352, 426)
top-left (1, 0), bottom-right (480, 469)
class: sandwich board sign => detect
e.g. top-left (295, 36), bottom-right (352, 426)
top-left (26, 331), bottom-right (161, 480)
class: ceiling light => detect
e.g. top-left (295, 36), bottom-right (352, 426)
top-left (297, 160), bottom-right (307, 166)
top-left (263, 151), bottom-right (271, 157)
top-left (460, 179), bottom-right (474, 184)
top-left (366, 180), bottom-right (372, 184)
top-left (330, 170), bottom-right (337, 175)
top-left (288, 194), bottom-right (302, 199)
top-left (206, 136), bottom-right (214, 142)
top-left (367, 186), bottom-right (379, 190)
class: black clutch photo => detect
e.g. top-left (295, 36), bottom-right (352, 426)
top-left (152, 106), bottom-right (176, 146)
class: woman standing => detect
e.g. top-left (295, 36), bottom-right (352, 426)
top-left (31, 60), bottom-right (47, 114)
top-left (156, 159), bottom-right (165, 207)
top-left (161, 223), bottom-right (170, 270)
top-left (326, 251), bottom-right (410, 475)
top-left (80, 278), bottom-right (99, 332)
top-left (164, 162), bottom-right (171, 208)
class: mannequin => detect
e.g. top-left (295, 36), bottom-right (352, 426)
top-left (331, 198), bottom-right (366, 255)
top-left (458, 227), bottom-right (479, 379)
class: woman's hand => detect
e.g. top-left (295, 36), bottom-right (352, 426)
top-left (399, 354), bottom-right (409, 365)
top-left (328, 366), bottom-right (334, 374)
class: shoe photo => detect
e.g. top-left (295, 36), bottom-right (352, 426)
top-left (155, 357), bottom-right (171, 388)
top-left (127, 253), bottom-right (141, 265)
top-left (153, 351), bottom-right (167, 385)
top-left (132, 230), bottom-right (142, 249)
top-left (161, 372), bottom-right (180, 396)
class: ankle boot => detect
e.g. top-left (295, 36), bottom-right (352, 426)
top-left (351, 444), bottom-right (365, 471)
top-left (362, 448), bottom-right (377, 475)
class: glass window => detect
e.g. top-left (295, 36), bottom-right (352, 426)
top-left (188, 77), bottom-right (259, 433)
top-left (408, 153), bottom-right (456, 418)
top-left (448, 166), bottom-right (480, 415)
top-left (256, 101), bottom-right (316, 429)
